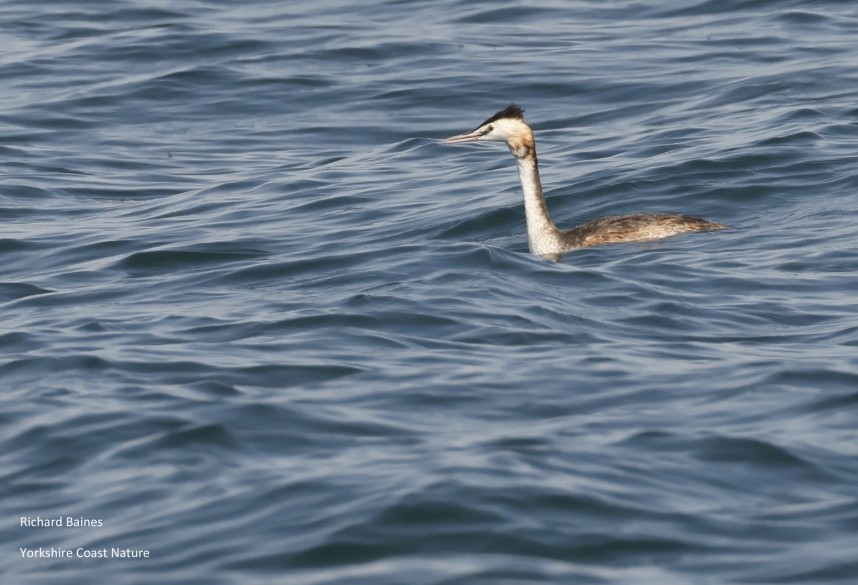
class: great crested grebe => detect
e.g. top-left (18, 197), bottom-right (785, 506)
top-left (443, 104), bottom-right (726, 257)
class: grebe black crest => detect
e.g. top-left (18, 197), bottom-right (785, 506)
top-left (443, 104), bottom-right (726, 258)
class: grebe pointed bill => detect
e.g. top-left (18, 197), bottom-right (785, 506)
top-left (443, 104), bottom-right (727, 257)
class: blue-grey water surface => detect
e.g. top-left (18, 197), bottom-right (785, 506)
top-left (3, 1), bottom-right (858, 583)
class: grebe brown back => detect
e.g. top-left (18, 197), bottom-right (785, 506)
top-left (443, 104), bottom-right (726, 257)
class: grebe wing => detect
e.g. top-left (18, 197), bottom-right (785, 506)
top-left (563, 213), bottom-right (726, 249)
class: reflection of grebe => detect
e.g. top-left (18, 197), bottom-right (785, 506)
top-left (444, 105), bottom-right (726, 257)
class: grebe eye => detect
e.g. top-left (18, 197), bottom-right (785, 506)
top-left (483, 125), bottom-right (494, 134)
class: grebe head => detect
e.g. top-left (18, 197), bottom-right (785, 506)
top-left (443, 104), bottom-right (535, 159)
